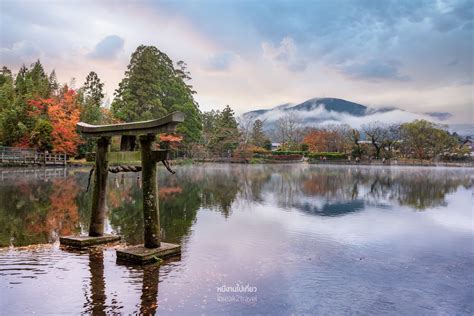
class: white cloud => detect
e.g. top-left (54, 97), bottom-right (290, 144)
top-left (0, 1), bottom-right (472, 122)
top-left (247, 103), bottom-right (449, 130)
top-left (262, 37), bottom-right (307, 72)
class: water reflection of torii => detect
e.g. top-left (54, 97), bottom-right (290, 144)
top-left (60, 112), bottom-right (184, 264)
top-left (81, 249), bottom-right (177, 314)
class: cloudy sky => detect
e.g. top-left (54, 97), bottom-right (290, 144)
top-left (0, 0), bottom-right (473, 122)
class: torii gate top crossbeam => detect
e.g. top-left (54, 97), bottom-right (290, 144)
top-left (77, 111), bottom-right (185, 137)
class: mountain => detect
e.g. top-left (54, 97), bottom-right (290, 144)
top-left (242, 97), bottom-right (465, 133)
top-left (245, 98), bottom-right (368, 118)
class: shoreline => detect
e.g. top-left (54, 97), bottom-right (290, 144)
top-left (1, 159), bottom-right (473, 169)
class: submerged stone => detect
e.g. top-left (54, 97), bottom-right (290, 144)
top-left (59, 235), bottom-right (121, 248)
top-left (116, 243), bottom-right (181, 265)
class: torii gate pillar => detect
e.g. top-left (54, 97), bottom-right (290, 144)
top-left (89, 136), bottom-right (111, 237)
top-left (139, 134), bottom-right (160, 248)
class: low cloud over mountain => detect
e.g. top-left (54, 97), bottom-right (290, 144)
top-left (242, 97), bottom-right (472, 135)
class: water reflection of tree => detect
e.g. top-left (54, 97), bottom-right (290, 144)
top-left (295, 167), bottom-right (472, 212)
top-left (0, 180), bottom-right (52, 246)
top-left (237, 165), bottom-right (473, 215)
top-left (27, 178), bottom-right (80, 237)
top-left (75, 172), bottom-right (92, 233)
top-left (366, 170), bottom-right (472, 210)
top-left (199, 168), bottom-right (241, 217)
top-left (2, 166), bottom-right (469, 247)
top-left (0, 177), bottom-right (81, 247)
top-left (107, 172), bottom-right (202, 245)
top-left (108, 180), bottom-right (144, 244)
top-left (238, 166), bottom-right (273, 203)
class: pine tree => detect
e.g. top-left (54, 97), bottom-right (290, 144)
top-left (251, 119), bottom-right (266, 147)
top-left (15, 65), bottom-right (29, 96)
top-left (76, 71), bottom-right (105, 156)
top-left (83, 71), bottom-right (104, 106)
top-left (218, 105), bottom-right (238, 129)
top-left (208, 105), bottom-right (240, 156)
top-left (0, 67), bottom-right (14, 111)
top-left (49, 70), bottom-right (59, 96)
top-left (28, 60), bottom-right (50, 98)
top-left (79, 71), bottom-right (104, 124)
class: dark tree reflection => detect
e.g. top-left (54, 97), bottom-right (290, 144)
top-left (85, 249), bottom-right (107, 315)
top-left (140, 263), bottom-right (160, 315)
top-left (0, 165), bottom-right (471, 247)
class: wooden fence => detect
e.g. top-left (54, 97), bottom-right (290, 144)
top-left (0, 147), bottom-right (67, 166)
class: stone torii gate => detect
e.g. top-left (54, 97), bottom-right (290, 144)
top-left (60, 111), bottom-right (184, 264)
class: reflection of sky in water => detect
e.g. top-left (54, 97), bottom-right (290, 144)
top-left (0, 165), bottom-right (473, 314)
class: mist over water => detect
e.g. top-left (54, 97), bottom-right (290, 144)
top-left (0, 164), bottom-right (473, 314)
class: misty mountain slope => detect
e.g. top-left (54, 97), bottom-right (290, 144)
top-left (242, 97), bottom-right (463, 133)
top-left (290, 98), bottom-right (367, 116)
top-left (245, 98), bottom-right (368, 118)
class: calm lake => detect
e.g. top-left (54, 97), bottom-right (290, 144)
top-left (0, 164), bottom-right (473, 314)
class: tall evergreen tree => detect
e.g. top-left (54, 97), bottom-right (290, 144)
top-left (208, 105), bottom-right (240, 156)
top-left (83, 71), bottom-right (104, 106)
top-left (0, 67), bottom-right (14, 111)
top-left (27, 60), bottom-right (50, 98)
top-left (0, 67), bottom-right (16, 145)
top-left (14, 65), bottom-right (29, 97)
top-left (251, 119), bottom-right (266, 147)
top-left (76, 71), bottom-right (105, 156)
top-left (111, 45), bottom-right (202, 143)
top-left (49, 70), bottom-right (59, 96)
top-left (80, 71), bottom-right (104, 124)
top-left (218, 105), bottom-right (238, 129)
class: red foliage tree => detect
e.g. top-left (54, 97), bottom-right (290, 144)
top-left (47, 88), bottom-right (83, 155)
top-left (14, 87), bottom-right (83, 156)
top-left (27, 98), bottom-right (54, 118)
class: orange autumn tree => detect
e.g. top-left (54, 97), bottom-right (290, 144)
top-left (303, 129), bottom-right (333, 152)
top-left (48, 87), bottom-right (83, 155)
top-left (158, 133), bottom-right (183, 150)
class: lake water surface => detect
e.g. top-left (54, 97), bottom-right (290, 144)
top-left (0, 164), bottom-right (473, 314)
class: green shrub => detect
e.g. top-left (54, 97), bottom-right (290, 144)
top-left (300, 143), bottom-right (309, 152)
top-left (250, 158), bottom-right (265, 164)
top-left (307, 152), bottom-right (346, 160)
top-left (85, 152), bottom-right (96, 162)
top-left (271, 150), bottom-right (308, 156)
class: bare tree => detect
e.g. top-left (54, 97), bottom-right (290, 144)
top-left (362, 122), bottom-right (402, 159)
top-left (362, 121), bottom-right (389, 158)
top-left (276, 116), bottom-right (288, 146)
top-left (237, 115), bottom-right (255, 150)
top-left (287, 114), bottom-right (302, 146)
top-left (323, 123), bottom-right (352, 152)
top-left (275, 113), bottom-right (302, 150)
top-left (384, 123), bottom-right (401, 158)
